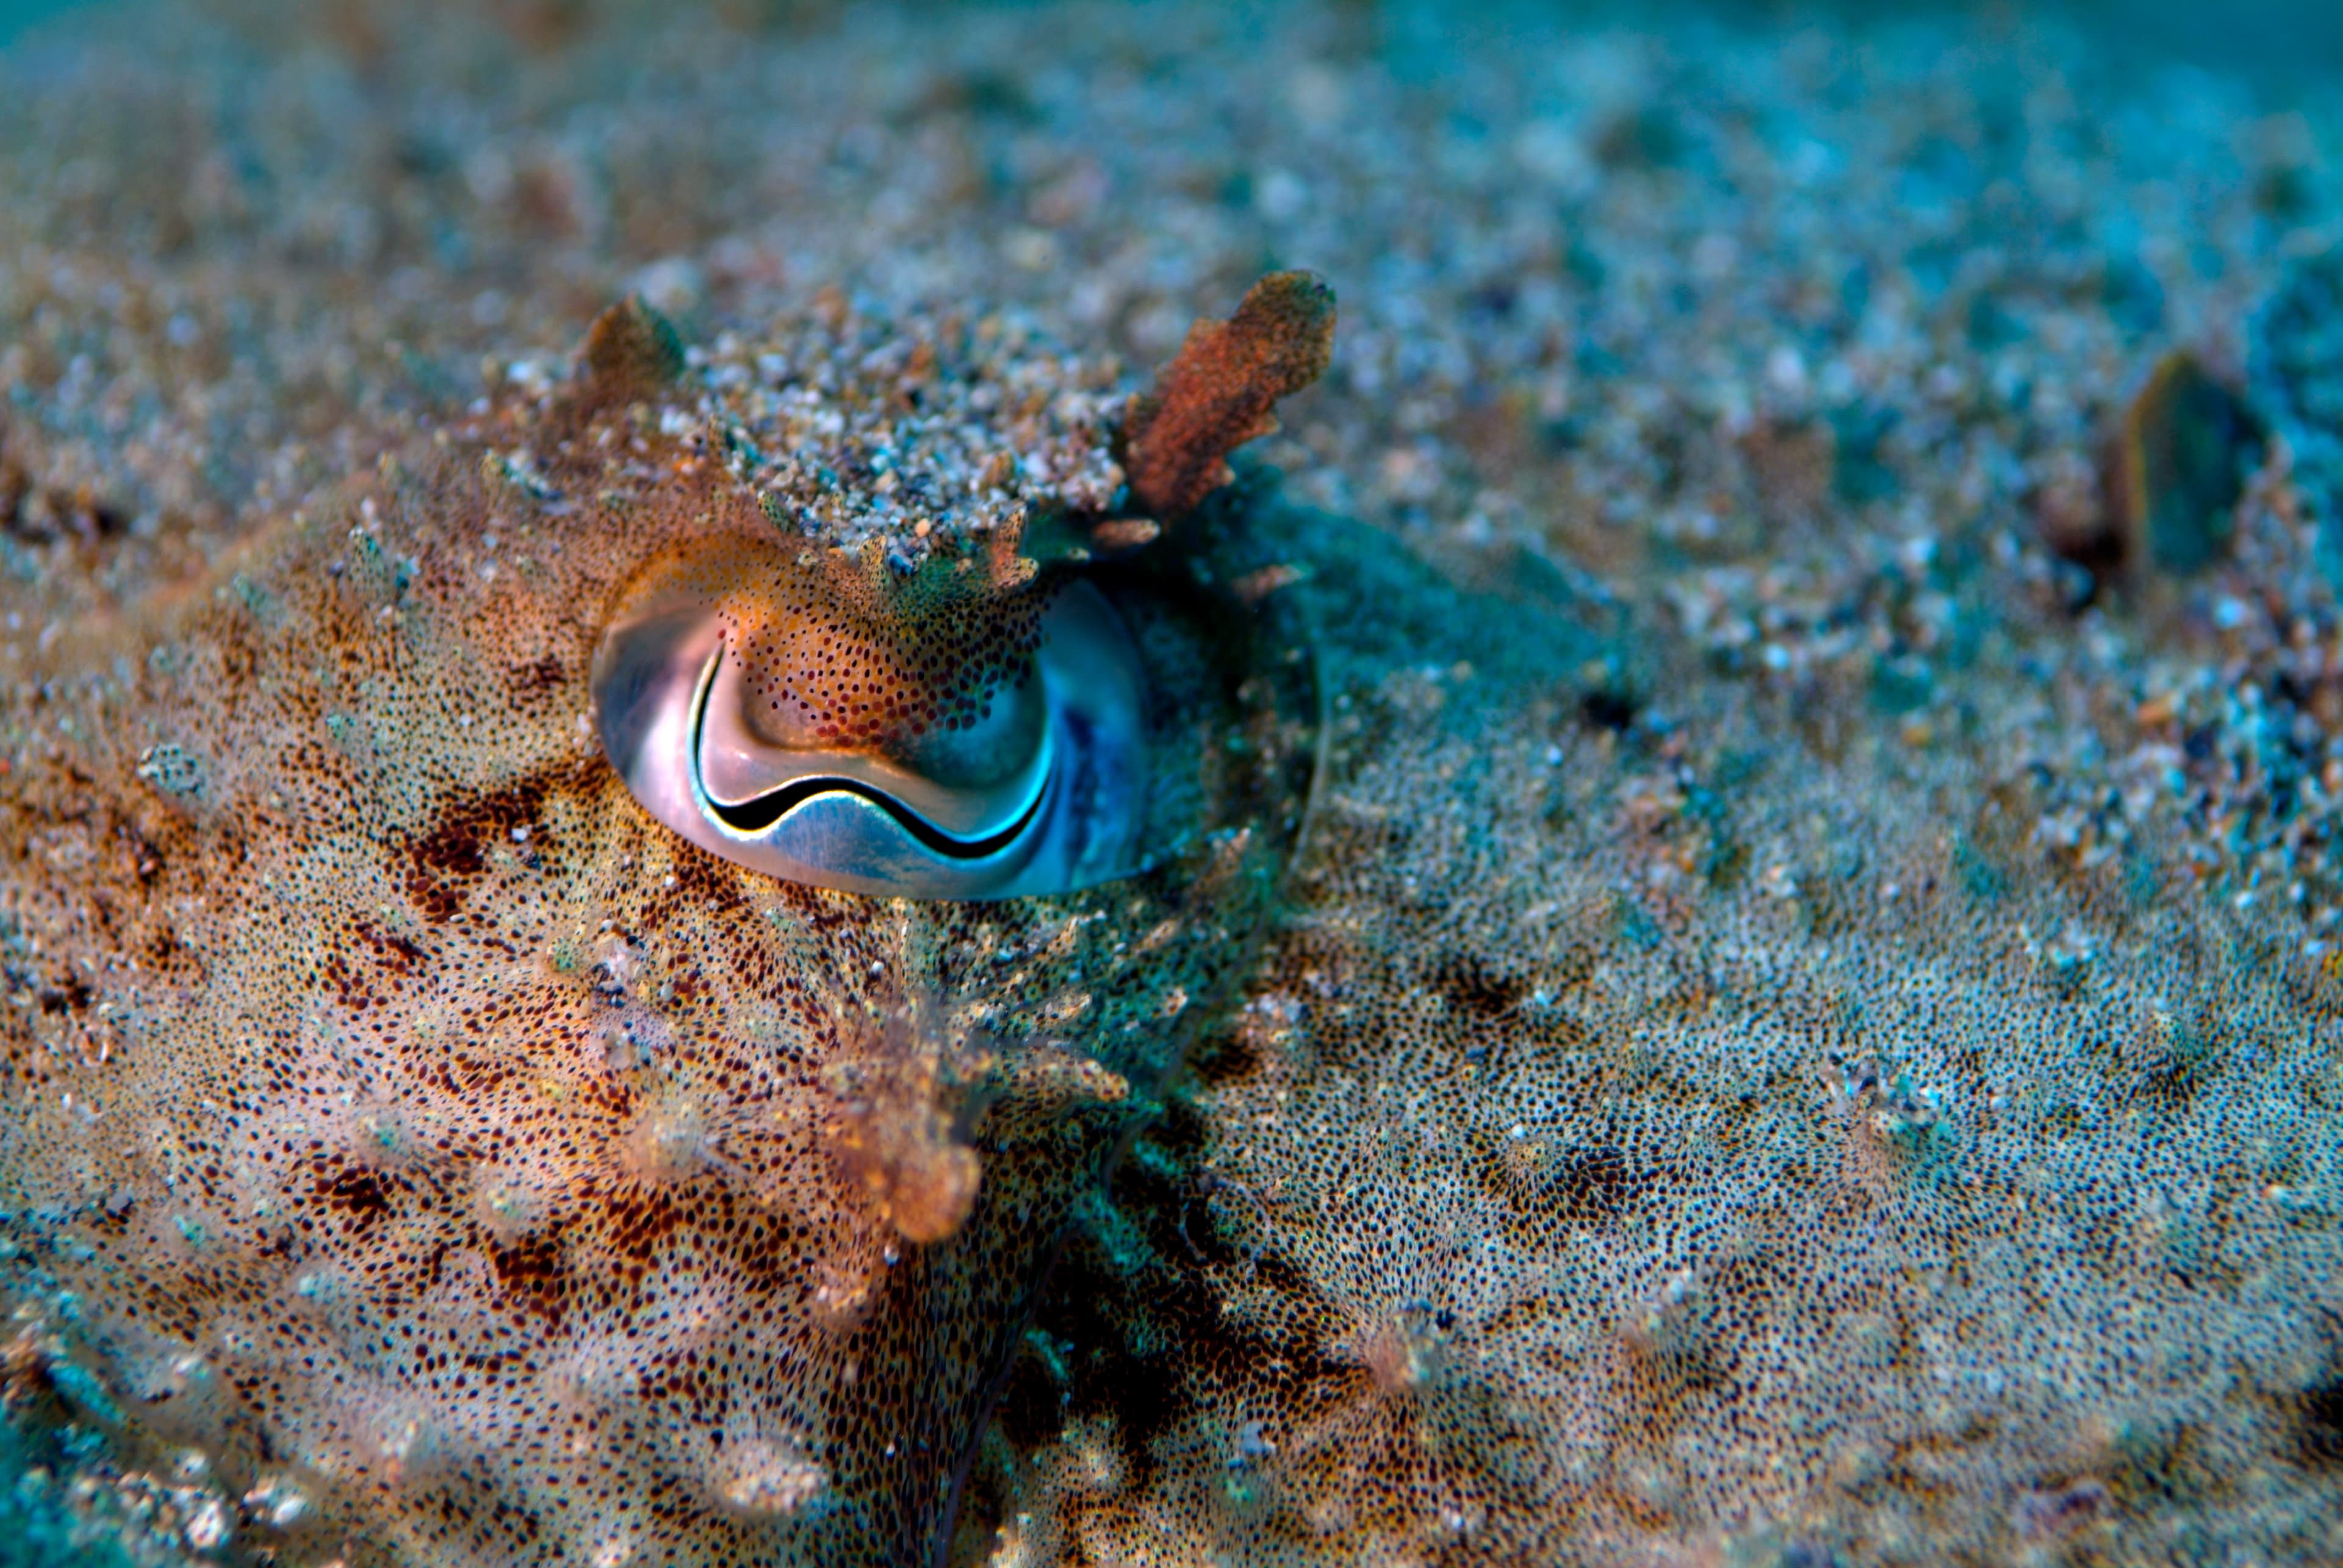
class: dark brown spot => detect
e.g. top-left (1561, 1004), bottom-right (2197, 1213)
top-left (489, 1231), bottom-right (568, 1330)
top-left (403, 766), bottom-right (577, 923)
top-left (1433, 950), bottom-right (1526, 1020)
top-left (355, 919), bottom-right (430, 977)
top-left (506, 655), bottom-right (569, 708)
top-left (320, 1167), bottom-right (394, 1232)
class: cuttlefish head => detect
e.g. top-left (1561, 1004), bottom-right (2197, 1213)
top-left (592, 534), bottom-right (1145, 901)
top-left (584, 270), bottom-right (1335, 904)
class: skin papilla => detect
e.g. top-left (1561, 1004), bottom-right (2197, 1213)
top-left (1120, 271), bottom-right (1339, 522)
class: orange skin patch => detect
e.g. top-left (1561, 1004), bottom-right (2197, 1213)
top-left (610, 529), bottom-right (1054, 786)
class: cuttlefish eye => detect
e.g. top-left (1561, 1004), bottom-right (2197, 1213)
top-left (591, 538), bottom-right (1145, 900)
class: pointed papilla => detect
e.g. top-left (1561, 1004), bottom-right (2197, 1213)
top-left (1120, 270), bottom-right (1337, 520)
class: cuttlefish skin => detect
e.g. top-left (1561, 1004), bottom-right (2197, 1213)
top-left (0, 315), bottom-right (1315, 1567)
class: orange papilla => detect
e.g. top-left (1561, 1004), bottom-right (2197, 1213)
top-left (1120, 270), bottom-right (1337, 520)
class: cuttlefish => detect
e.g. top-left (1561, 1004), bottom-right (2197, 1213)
top-left (9, 265), bottom-right (2343, 1568)
top-left (0, 276), bottom-right (1336, 1566)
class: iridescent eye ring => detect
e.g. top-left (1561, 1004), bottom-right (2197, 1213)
top-left (592, 574), bottom-right (1146, 901)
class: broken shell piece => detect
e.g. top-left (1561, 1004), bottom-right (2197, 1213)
top-left (2102, 351), bottom-right (2266, 575)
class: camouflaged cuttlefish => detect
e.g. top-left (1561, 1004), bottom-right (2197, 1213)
top-left (7, 254), bottom-right (2343, 1568)
top-left (0, 276), bottom-right (1335, 1567)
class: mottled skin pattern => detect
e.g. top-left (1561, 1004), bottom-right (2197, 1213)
top-left (0, 342), bottom-right (1315, 1565)
top-left (973, 512), bottom-right (2343, 1564)
top-left (4, 293), bottom-right (2343, 1568)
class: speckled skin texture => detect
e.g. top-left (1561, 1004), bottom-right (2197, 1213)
top-left (0, 336), bottom-right (1315, 1564)
top-left (5, 2), bottom-right (2343, 1566)
top-left (976, 521), bottom-right (2343, 1564)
